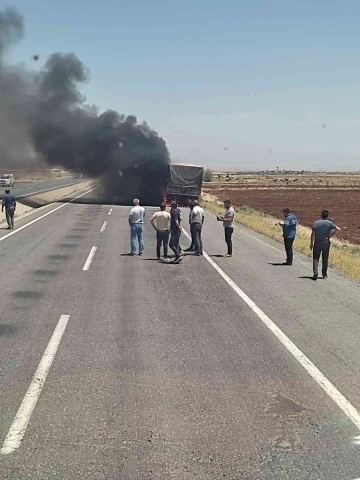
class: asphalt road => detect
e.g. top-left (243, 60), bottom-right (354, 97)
top-left (0, 178), bottom-right (83, 199)
top-left (1, 189), bottom-right (360, 479)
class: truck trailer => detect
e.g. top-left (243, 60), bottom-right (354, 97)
top-left (166, 163), bottom-right (204, 206)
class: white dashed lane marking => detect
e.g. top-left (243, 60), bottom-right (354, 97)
top-left (82, 246), bottom-right (97, 271)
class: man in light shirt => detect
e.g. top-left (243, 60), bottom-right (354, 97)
top-left (217, 200), bottom-right (235, 257)
top-left (150, 203), bottom-right (171, 260)
top-left (191, 199), bottom-right (204, 256)
top-left (128, 198), bottom-right (145, 256)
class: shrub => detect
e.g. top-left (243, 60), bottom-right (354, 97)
top-left (203, 168), bottom-right (213, 182)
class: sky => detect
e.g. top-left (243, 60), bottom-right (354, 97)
top-left (6, 0), bottom-right (360, 171)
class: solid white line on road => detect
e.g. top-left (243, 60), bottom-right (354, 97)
top-left (100, 221), bottom-right (107, 232)
top-left (0, 186), bottom-right (99, 244)
top-left (181, 229), bottom-right (360, 431)
top-left (82, 246), bottom-right (97, 271)
top-left (1, 315), bottom-right (71, 455)
top-left (108, 208), bottom-right (113, 216)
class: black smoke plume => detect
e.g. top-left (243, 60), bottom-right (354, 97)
top-left (0, 7), bottom-right (170, 204)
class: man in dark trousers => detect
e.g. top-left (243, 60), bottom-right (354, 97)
top-left (279, 208), bottom-right (297, 265)
top-left (217, 200), bottom-right (235, 257)
top-left (191, 199), bottom-right (204, 255)
top-left (150, 203), bottom-right (171, 260)
top-left (310, 209), bottom-right (340, 280)
top-left (184, 201), bottom-right (195, 252)
top-left (2, 189), bottom-right (16, 230)
top-left (169, 201), bottom-right (183, 264)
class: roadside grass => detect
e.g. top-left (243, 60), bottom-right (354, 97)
top-left (204, 199), bottom-right (360, 281)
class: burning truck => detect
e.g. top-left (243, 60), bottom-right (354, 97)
top-left (165, 163), bottom-right (204, 207)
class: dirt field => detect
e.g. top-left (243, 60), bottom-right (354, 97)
top-left (204, 175), bottom-right (360, 245)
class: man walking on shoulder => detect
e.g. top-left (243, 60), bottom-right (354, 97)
top-left (279, 208), bottom-right (297, 265)
top-left (150, 203), bottom-right (171, 260)
top-left (2, 189), bottom-right (16, 230)
top-left (217, 200), bottom-right (235, 257)
top-left (169, 201), bottom-right (183, 264)
top-left (129, 198), bottom-right (145, 256)
top-left (191, 199), bottom-right (204, 256)
top-left (310, 209), bottom-right (340, 280)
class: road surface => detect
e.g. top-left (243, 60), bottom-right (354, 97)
top-left (1, 188), bottom-right (360, 479)
top-left (0, 178), bottom-right (83, 199)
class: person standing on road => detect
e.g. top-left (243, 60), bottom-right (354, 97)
top-left (2, 189), bottom-right (16, 230)
top-left (217, 200), bottom-right (235, 257)
top-left (129, 198), bottom-right (145, 256)
top-left (278, 208), bottom-right (297, 265)
top-left (150, 203), bottom-right (171, 260)
top-left (184, 201), bottom-right (195, 252)
top-left (191, 199), bottom-right (204, 255)
top-left (310, 209), bottom-right (340, 280)
top-left (169, 201), bottom-right (183, 264)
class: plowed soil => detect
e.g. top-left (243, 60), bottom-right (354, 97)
top-left (204, 184), bottom-right (360, 245)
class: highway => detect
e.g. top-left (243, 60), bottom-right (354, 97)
top-left (0, 178), bottom-right (83, 199)
top-left (1, 187), bottom-right (360, 479)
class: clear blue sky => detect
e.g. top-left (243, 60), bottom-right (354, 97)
top-left (7, 0), bottom-right (360, 170)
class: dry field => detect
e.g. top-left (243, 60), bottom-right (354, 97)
top-left (203, 174), bottom-right (360, 245)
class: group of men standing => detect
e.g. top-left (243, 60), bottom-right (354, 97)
top-left (129, 198), bottom-right (236, 264)
top-left (279, 208), bottom-right (341, 280)
top-left (150, 199), bottom-right (205, 264)
top-left (128, 197), bottom-right (339, 279)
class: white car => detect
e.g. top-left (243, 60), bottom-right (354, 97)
top-left (0, 174), bottom-right (14, 187)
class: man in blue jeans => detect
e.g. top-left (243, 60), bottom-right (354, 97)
top-left (129, 198), bottom-right (145, 256)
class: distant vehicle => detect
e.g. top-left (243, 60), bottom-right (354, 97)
top-left (0, 174), bottom-right (14, 187)
top-left (166, 163), bottom-right (204, 206)
top-left (73, 173), bottom-right (84, 179)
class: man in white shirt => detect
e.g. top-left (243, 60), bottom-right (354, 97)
top-left (150, 203), bottom-right (171, 260)
top-left (217, 199), bottom-right (235, 257)
top-left (128, 198), bottom-right (145, 256)
top-left (191, 199), bottom-right (204, 255)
